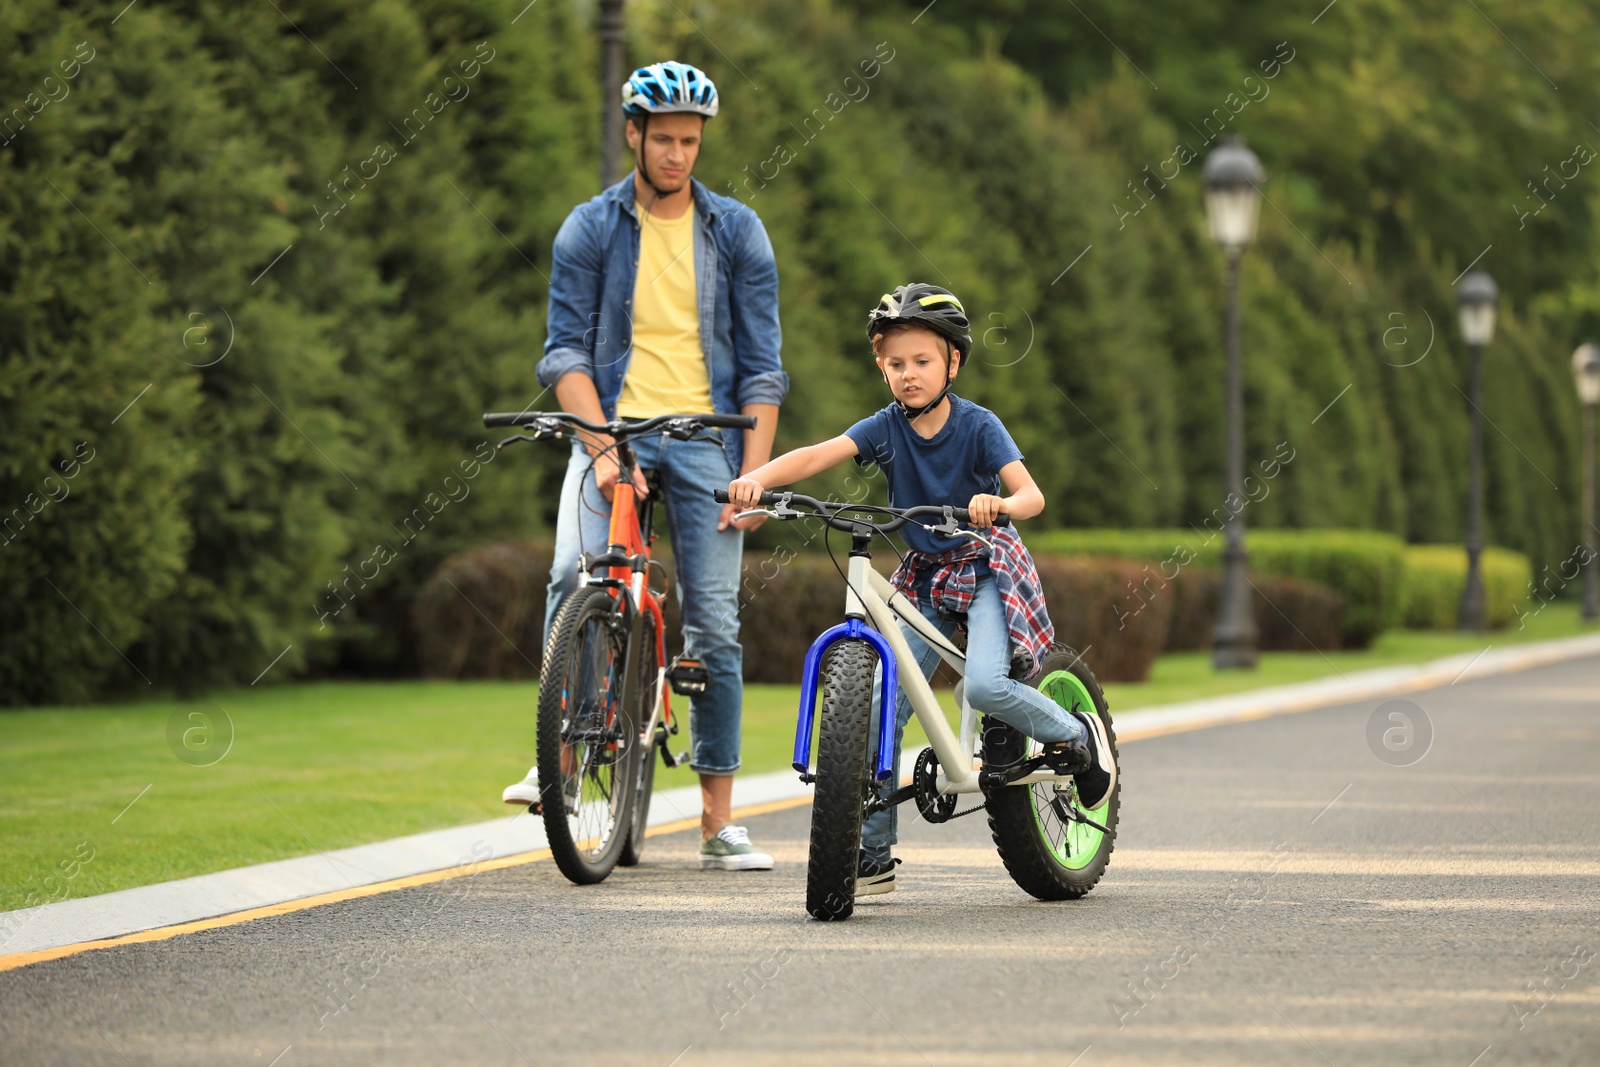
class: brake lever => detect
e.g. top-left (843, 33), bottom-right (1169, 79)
top-left (923, 521), bottom-right (997, 551)
top-left (496, 422), bottom-right (563, 450)
top-left (768, 492), bottom-right (805, 520)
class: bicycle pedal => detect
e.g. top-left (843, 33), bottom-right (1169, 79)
top-left (661, 746), bottom-right (691, 769)
top-left (1041, 740), bottom-right (1090, 775)
top-left (666, 656), bottom-right (709, 696)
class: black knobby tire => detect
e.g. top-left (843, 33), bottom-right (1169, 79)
top-left (537, 585), bottom-right (639, 885)
top-left (984, 645), bottom-right (1119, 901)
top-left (805, 639), bottom-right (877, 921)
top-left (618, 611), bottom-right (660, 868)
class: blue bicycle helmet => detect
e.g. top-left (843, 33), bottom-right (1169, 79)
top-left (621, 61), bottom-right (719, 119)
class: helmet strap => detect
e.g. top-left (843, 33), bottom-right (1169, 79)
top-left (892, 337), bottom-right (957, 422)
top-left (630, 114), bottom-right (676, 203)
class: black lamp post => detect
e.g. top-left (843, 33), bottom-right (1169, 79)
top-left (1456, 270), bottom-right (1498, 631)
top-left (599, 0), bottom-right (626, 188)
top-left (1573, 343), bottom-right (1600, 621)
top-left (1203, 136), bottom-right (1266, 670)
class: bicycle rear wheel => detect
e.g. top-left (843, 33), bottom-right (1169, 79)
top-left (618, 612), bottom-right (660, 868)
top-left (985, 646), bottom-right (1119, 900)
top-left (537, 585), bottom-right (639, 885)
top-left (805, 639), bottom-right (877, 921)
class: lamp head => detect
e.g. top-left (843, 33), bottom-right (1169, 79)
top-left (1202, 135), bottom-right (1266, 254)
top-left (1574, 342), bottom-right (1600, 405)
top-left (1457, 270), bottom-right (1498, 346)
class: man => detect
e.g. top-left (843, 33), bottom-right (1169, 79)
top-left (502, 62), bottom-right (787, 871)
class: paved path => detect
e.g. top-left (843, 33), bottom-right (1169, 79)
top-left (2, 657), bottom-right (1597, 1065)
top-left (11, 632), bottom-right (1597, 961)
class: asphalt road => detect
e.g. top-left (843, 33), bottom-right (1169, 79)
top-left (4, 656), bottom-right (1599, 1066)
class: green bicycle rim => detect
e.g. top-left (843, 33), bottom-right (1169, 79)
top-left (1032, 670), bottom-right (1109, 871)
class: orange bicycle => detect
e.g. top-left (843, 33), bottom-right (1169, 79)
top-left (484, 409), bottom-right (755, 884)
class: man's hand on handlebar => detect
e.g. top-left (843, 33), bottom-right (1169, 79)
top-left (719, 476), bottom-right (769, 531)
top-left (592, 443), bottom-right (650, 503)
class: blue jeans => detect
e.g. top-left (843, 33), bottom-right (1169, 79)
top-left (861, 574), bottom-right (1085, 850)
top-left (546, 434), bottom-right (745, 775)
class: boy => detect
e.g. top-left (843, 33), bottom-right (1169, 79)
top-left (726, 283), bottom-right (1115, 896)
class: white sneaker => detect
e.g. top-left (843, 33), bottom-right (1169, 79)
top-left (698, 825), bottom-right (774, 870)
top-left (502, 766), bottom-right (542, 810)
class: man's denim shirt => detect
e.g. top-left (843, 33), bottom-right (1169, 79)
top-left (536, 175), bottom-right (788, 475)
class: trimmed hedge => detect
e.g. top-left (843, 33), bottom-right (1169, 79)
top-left (415, 541), bottom-right (551, 681)
top-left (1020, 556), bottom-right (1174, 682)
top-left (1028, 529), bottom-right (1407, 647)
top-left (416, 542), bottom-right (1174, 684)
top-left (416, 541), bottom-right (1346, 685)
top-left (1398, 545), bottom-right (1534, 630)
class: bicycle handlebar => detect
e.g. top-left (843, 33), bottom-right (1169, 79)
top-left (712, 489), bottom-right (1011, 531)
top-left (483, 410), bottom-right (756, 435)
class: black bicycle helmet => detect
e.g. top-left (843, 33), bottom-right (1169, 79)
top-left (866, 284), bottom-right (971, 422)
top-left (865, 283), bottom-right (972, 358)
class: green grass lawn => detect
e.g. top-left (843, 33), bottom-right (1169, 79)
top-left (2, 606), bottom-right (1593, 915)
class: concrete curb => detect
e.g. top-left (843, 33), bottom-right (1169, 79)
top-left (3, 629), bottom-right (1596, 960)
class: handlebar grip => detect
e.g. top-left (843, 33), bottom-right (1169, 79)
top-left (696, 414), bottom-right (758, 431)
top-left (950, 507), bottom-right (1011, 527)
top-left (712, 489), bottom-right (779, 505)
top-left (483, 412), bottom-right (538, 428)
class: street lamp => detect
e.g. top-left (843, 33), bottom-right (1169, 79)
top-left (1456, 270), bottom-right (1498, 631)
top-left (599, 0), bottom-right (626, 188)
top-left (1203, 135), bottom-right (1266, 669)
top-left (1573, 343), bottom-right (1600, 621)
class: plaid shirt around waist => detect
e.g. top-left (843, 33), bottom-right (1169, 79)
top-left (888, 525), bottom-right (1054, 677)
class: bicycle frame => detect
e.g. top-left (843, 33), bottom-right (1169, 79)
top-left (794, 555), bottom-right (1070, 798)
top-left (580, 442), bottom-right (672, 752)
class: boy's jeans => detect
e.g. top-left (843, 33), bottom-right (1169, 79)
top-left (545, 433), bottom-right (744, 775)
top-left (861, 573), bottom-right (1085, 850)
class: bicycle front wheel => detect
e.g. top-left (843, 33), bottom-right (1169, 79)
top-left (985, 646), bottom-right (1119, 900)
top-left (805, 639), bottom-right (877, 921)
top-left (537, 585), bottom-right (639, 885)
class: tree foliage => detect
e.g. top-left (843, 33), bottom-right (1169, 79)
top-left (1, 0), bottom-right (1592, 703)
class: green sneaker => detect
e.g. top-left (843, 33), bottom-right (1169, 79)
top-left (698, 825), bottom-right (774, 870)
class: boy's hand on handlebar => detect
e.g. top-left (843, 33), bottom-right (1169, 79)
top-left (966, 493), bottom-right (1006, 528)
top-left (726, 477), bottom-right (765, 509)
top-left (720, 476), bottom-right (768, 531)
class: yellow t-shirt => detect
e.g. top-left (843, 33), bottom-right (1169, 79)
top-left (616, 202), bottom-right (712, 418)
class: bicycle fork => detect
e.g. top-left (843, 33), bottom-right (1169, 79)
top-left (792, 550), bottom-right (901, 785)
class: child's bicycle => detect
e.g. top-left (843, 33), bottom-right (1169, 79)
top-left (485, 408), bottom-right (756, 885)
top-left (714, 489), bottom-right (1119, 921)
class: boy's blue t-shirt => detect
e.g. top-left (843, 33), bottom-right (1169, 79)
top-left (844, 395), bottom-right (1024, 557)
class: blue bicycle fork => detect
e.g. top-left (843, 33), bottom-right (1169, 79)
top-left (792, 618), bottom-right (899, 783)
